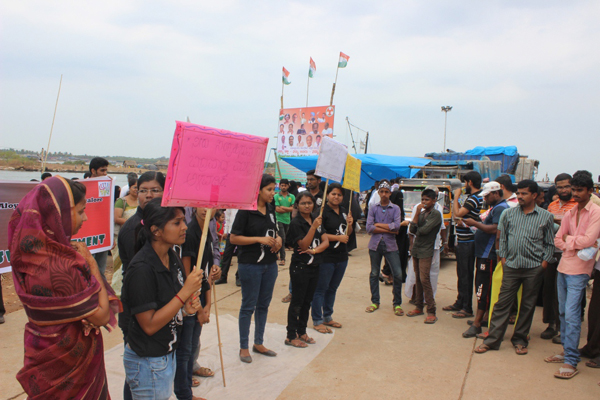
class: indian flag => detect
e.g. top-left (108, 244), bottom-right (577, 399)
top-left (282, 67), bottom-right (291, 85)
top-left (338, 52), bottom-right (350, 68)
top-left (308, 57), bottom-right (316, 78)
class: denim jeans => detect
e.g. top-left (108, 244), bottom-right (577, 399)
top-left (311, 260), bottom-right (348, 325)
top-left (557, 272), bottom-right (589, 367)
top-left (238, 262), bottom-right (278, 349)
top-left (93, 250), bottom-right (108, 276)
top-left (369, 241), bottom-right (403, 307)
top-left (123, 345), bottom-right (176, 400)
top-left (174, 316), bottom-right (201, 400)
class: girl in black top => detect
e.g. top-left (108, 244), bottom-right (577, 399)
top-left (311, 183), bottom-right (353, 334)
top-left (230, 174), bottom-right (282, 363)
top-left (285, 192), bottom-right (329, 347)
top-left (121, 198), bottom-right (203, 400)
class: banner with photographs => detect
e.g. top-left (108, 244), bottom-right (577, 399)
top-left (277, 105), bottom-right (335, 156)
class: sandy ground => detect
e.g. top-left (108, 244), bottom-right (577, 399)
top-left (1, 233), bottom-right (599, 400)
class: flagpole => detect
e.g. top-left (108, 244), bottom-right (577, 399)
top-left (306, 74), bottom-right (310, 107)
top-left (281, 80), bottom-right (284, 109)
top-left (330, 65), bottom-right (339, 106)
top-left (41, 74), bottom-right (63, 173)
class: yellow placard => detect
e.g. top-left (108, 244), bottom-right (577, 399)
top-left (342, 154), bottom-right (361, 193)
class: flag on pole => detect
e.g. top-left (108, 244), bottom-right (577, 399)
top-left (338, 52), bottom-right (350, 68)
top-left (309, 58), bottom-right (316, 78)
top-left (282, 67), bottom-right (291, 85)
top-left (359, 139), bottom-right (365, 150)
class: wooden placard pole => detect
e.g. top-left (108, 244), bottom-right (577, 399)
top-left (319, 179), bottom-right (329, 218)
top-left (212, 283), bottom-right (226, 387)
top-left (41, 74), bottom-right (63, 173)
top-left (195, 208), bottom-right (226, 387)
top-left (345, 190), bottom-right (353, 235)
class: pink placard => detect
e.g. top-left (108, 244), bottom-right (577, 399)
top-left (162, 121), bottom-right (269, 210)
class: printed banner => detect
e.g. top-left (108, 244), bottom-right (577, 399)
top-left (277, 105), bottom-right (335, 157)
top-left (162, 121), bottom-right (269, 210)
top-left (315, 136), bottom-right (348, 182)
top-left (342, 154), bottom-right (361, 193)
top-left (0, 177), bottom-right (114, 274)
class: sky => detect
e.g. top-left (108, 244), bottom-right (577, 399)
top-left (1, 0), bottom-right (599, 180)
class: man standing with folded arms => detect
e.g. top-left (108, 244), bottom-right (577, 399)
top-left (545, 172), bottom-right (600, 379)
top-left (475, 180), bottom-right (555, 355)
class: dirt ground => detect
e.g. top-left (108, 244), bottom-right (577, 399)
top-left (2, 233), bottom-right (599, 400)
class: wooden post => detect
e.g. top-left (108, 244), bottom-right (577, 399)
top-left (345, 190), bottom-right (353, 235)
top-left (274, 150), bottom-right (283, 180)
top-left (195, 209), bottom-right (226, 386)
top-left (319, 179), bottom-right (329, 218)
top-left (212, 283), bottom-right (227, 387)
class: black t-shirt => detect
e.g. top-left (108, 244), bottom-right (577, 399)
top-left (231, 203), bottom-right (279, 264)
top-left (181, 218), bottom-right (212, 297)
top-left (122, 241), bottom-right (185, 357)
top-left (288, 214), bottom-right (324, 266)
top-left (118, 206), bottom-right (143, 274)
top-left (321, 204), bottom-right (349, 263)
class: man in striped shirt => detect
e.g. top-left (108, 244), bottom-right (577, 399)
top-left (475, 180), bottom-right (555, 355)
top-left (444, 171), bottom-right (483, 318)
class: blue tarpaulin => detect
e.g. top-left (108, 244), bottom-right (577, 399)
top-left (281, 154), bottom-right (431, 191)
top-left (425, 146), bottom-right (520, 174)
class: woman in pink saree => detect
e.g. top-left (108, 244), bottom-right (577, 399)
top-left (8, 176), bottom-right (121, 399)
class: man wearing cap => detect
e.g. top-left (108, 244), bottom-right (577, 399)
top-left (462, 182), bottom-right (509, 337)
top-left (365, 180), bottom-right (404, 316)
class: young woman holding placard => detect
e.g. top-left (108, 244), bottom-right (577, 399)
top-left (312, 183), bottom-right (353, 334)
top-left (285, 191), bottom-right (329, 347)
top-left (121, 199), bottom-right (204, 399)
top-left (230, 174), bottom-right (283, 363)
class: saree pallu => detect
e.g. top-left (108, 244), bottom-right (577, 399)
top-left (9, 176), bottom-right (121, 399)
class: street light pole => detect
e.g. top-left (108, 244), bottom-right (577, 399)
top-left (441, 106), bottom-right (452, 152)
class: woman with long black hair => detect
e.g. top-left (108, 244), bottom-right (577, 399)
top-left (121, 198), bottom-right (203, 400)
top-left (230, 174), bottom-right (282, 363)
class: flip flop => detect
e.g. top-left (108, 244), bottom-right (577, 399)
top-left (424, 315), bottom-right (438, 324)
top-left (452, 311), bottom-right (474, 319)
top-left (323, 321), bottom-right (342, 328)
top-left (554, 366), bottom-right (579, 379)
top-left (544, 354), bottom-right (565, 363)
top-left (585, 356), bottom-right (600, 368)
top-left (365, 304), bottom-right (380, 313)
top-left (443, 304), bottom-right (461, 312)
top-left (474, 344), bottom-right (492, 354)
top-left (192, 378), bottom-right (200, 387)
top-left (394, 306), bottom-right (404, 316)
top-left (193, 367), bottom-right (215, 377)
top-left (285, 338), bottom-right (308, 348)
top-left (407, 309), bottom-right (424, 317)
top-left (313, 325), bottom-right (333, 334)
top-left (299, 334), bottom-right (316, 344)
top-left (514, 345), bottom-right (528, 355)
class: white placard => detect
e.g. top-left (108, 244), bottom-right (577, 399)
top-left (315, 136), bottom-right (348, 182)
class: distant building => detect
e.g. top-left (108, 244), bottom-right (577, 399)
top-left (123, 160), bottom-right (137, 168)
top-left (155, 161), bottom-right (168, 170)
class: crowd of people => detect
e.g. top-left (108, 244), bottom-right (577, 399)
top-left (4, 156), bottom-right (600, 399)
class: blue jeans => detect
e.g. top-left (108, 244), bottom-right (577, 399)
top-left (174, 316), bottom-right (201, 400)
top-left (557, 272), bottom-right (589, 367)
top-left (238, 262), bottom-right (278, 349)
top-left (123, 345), bottom-right (175, 400)
top-left (369, 241), bottom-right (403, 307)
top-left (311, 260), bottom-right (348, 325)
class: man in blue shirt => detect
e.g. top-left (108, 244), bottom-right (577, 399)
top-left (365, 180), bottom-right (403, 316)
top-left (462, 182), bottom-right (509, 337)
